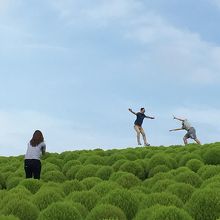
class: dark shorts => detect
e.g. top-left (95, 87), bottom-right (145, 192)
top-left (184, 127), bottom-right (197, 140)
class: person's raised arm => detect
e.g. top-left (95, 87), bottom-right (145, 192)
top-left (169, 128), bottom-right (183, 132)
top-left (128, 108), bottom-right (137, 115)
top-left (146, 115), bottom-right (155, 119)
top-left (173, 115), bottom-right (185, 122)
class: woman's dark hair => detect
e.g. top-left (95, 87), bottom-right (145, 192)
top-left (30, 130), bottom-right (44, 147)
top-left (140, 108), bottom-right (145, 111)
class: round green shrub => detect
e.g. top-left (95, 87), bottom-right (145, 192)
top-left (62, 180), bottom-right (85, 195)
top-left (151, 179), bottom-right (176, 193)
top-left (42, 171), bottom-right (66, 183)
top-left (91, 181), bottom-right (122, 196)
top-left (112, 159), bottom-right (128, 171)
top-left (186, 188), bottom-right (220, 220)
top-left (84, 155), bottom-right (105, 165)
top-left (19, 179), bottom-right (42, 194)
top-left (174, 171), bottom-right (202, 187)
top-left (109, 171), bottom-right (130, 181)
top-left (1, 199), bottom-right (39, 220)
top-left (0, 173), bottom-right (6, 189)
top-left (119, 161), bottom-right (145, 179)
top-left (75, 165), bottom-right (99, 181)
top-left (165, 183), bottom-right (195, 203)
top-left (81, 177), bottom-right (102, 190)
top-left (45, 157), bottom-right (64, 169)
top-left (62, 160), bottom-right (81, 174)
top-left (201, 175), bottom-right (220, 188)
top-left (140, 192), bottom-right (183, 209)
top-left (67, 190), bottom-right (100, 211)
top-left (86, 204), bottom-right (126, 220)
top-left (186, 159), bottom-right (204, 172)
top-left (135, 205), bottom-right (193, 220)
top-left (41, 162), bottom-right (61, 174)
top-left (38, 202), bottom-right (82, 220)
top-left (0, 215), bottom-right (19, 220)
top-left (148, 165), bottom-right (170, 178)
top-left (66, 165), bottom-right (82, 180)
top-left (6, 177), bottom-right (21, 189)
top-left (106, 154), bottom-right (126, 166)
top-left (203, 147), bottom-right (220, 165)
top-left (96, 166), bottom-right (113, 180)
top-left (178, 153), bottom-right (202, 166)
top-left (71, 202), bottom-right (88, 219)
top-left (169, 167), bottom-right (191, 176)
top-left (148, 153), bottom-right (176, 170)
top-left (32, 188), bottom-right (63, 210)
top-left (197, 165), bottom-right (220, 180)
top-left (100, 189), bottom-right (139, 220)
top-left (115, 173), bottom-right (141, 189)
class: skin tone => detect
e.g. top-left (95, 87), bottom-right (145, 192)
top-left (128, 108), bottom-right (155, 120)
top-left (169, 116), bottom-right (201, 145)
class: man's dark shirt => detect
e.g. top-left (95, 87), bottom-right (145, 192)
top-left (134, 112), bottom-right (147, 126)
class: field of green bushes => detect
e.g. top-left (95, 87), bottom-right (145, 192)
top-left (0, 143), bottom-right (220, 220)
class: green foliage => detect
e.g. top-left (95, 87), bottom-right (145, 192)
top-left (62, 180), bottom-right (86, 195)
top-left (112, 159), bottom-right (128, 171)
top-left (148, 165), bottom-right (170, 177)
top-left (84, 155), bottom-right (105, 165)
top-left (0, 173), bottom-right (6, 189)
top-left (135, 205), bottom-right (193, 220)
top-left (203, 147), bottom-right (220, 165)
top-left (33, 188), bottom-right (63, 210)
top-left (186, 188), bottom-right (220, 220)
top-left (75, 165), bottom-right (99, 180)
top-left (197, 165), bottom-right (220, 180)
top-left (106, 154), bottom-right (126, 166)
top-left (42, 170), bottom-right (66, 183)
top-left (96, 166), bottom-right (114, 180)
top-left (119, 161), bottom-right (145, 179)
top-left (186, 159), bottom-right (204, 172)
top-left (19, 178), bottom-right (42, 194)
top-left (174, 170), bottom-right (202, 187)
top-left (100, 189), bottom-right (139, 220)
top-left (178, 153), bottom-right (202, 166)
top-left (38, 202), bottom-right (82, 220)
top-left (81, 177), bottom-right (102, 190)
top-left (65, 165), bottom-right (82, 180)
top-left (115, 173), bottom-right (141, 189)
top-left (140, 192), bottom-right (183, 209)
top-left (165, 183), bottom-right (195, 203)
top-left (67, 191), bottom-right (100, 211)
top-left (151, 179), bottom-right (176, 193)
top-left (86, 204), bottom-right (127, 220)
top-left (62, 160), bottom-right (81, 174)
top-left (0, 216), bottom-right (19, 220)
top-left (1, 199), bottom-right (39, 220)
top-left (6, 177), bottom-right (22, 189)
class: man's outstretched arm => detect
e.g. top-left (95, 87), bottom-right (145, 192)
top-left (173, 115), bottom-right (185, 122)
top-left (128, 108), bottom-right (137, 115)
top-left (146, 116), bottom-right (155, 119)
top-left (169, 128), bottom-right (183, 132)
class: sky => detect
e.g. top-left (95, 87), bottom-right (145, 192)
top-left (0, 0), bottom-right (220, 156)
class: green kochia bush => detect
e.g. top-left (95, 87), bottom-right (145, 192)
top-left (165, 183), bottom-right (195, 203)
top-left (19, 178), bottom-right (42, 194)
top-left (1, 199), bottom-right (39, 220)
top-left (186, 159), bottom-right (204, 172)
top-left (38, 202), bottom-right (82, 220)
top-left (151, 179), bottom-right (176, 193)
top-left (91, 181), bottom-right (122, 196)
top-left (203, 147), bottom-right (220, 165)
top-left (100, 189), bottom-right (139, 220)
top-left (62, 160), bottom-right (81, 174)
top-left (197, 165), bottom-right (220, 180)
top-left (32, 188), bottom-right (63, 210)
top-left (119, 161), bottom-right (145, 179)
top-left (96, 166), bottom-right (113, 180)
top-left (75, 165), bottom-right (99, 180)
top-left (0, 216), bottom-right (19, 220)
top-left (86, 204), bottom-right (127, 220)
top-left (178, 153), bottom-right (202, 166)
top-left (81, 177), bottom-right (102, 190)
top-left (115, 173), bottom-right (141, 189)
top-left (135, 205), bottom-right (193, 220)
top-left (67, 190), bottom-right (100, 211)
top-left (71, 202), bottom-right (89, 219)
top-left (84, 155), bottom-right (105, 165)
top-left (62, 180), bottom-right (85, 195)
top-left (0, 173), bottom-right (6, 189)
top-left (186, 188), bottom-right (220, 220)
top-left (42, 170), bottom-right (66, 183)
top-left (148, 165), bottom-right (170, 178)
top-left (140, 192), bottom-right (183, 209)
top-left (66, 165), bottom-right (82, 180)
top-left (174, 170), bottom-right (202, 187)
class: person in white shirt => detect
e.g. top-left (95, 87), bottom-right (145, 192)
top-left (24, 130), bottom-right (46, 179)
top-left (169, 116), bottom-right (201, 145)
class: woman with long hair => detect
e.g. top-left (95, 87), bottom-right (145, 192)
top-left (24, 130), bottom-right (46, 179)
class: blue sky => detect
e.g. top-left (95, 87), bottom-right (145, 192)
top-left (0, 0), bottom-right (220, 156)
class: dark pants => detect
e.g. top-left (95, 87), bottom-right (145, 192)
top-left (24, 159), bottom-right (41, 179)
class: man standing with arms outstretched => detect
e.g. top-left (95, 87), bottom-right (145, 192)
top-left (129, 108), bottom-right (155, 146)
top-left (169, 116), bottom-right (201, 145)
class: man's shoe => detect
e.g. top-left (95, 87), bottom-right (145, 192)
top-left (145, 143), bottom-right (150, 146)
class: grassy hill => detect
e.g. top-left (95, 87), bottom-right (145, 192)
top-left (0, 143), bottom-right (220, 220)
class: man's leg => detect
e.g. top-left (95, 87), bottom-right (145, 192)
top-left (140, 127), bottom-right (149, 146)
top-left (194, 138), bottom-right (201, 145)
top-left (183, 136), bottom-right (188, 145)
top-left (134, 126), bottom-right (141, 145)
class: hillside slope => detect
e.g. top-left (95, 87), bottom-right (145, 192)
top-left (0, 143), bottom-right (220, 220)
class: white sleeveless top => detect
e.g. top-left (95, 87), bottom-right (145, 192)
top-left (25, 142), bottom-right (46, 160)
